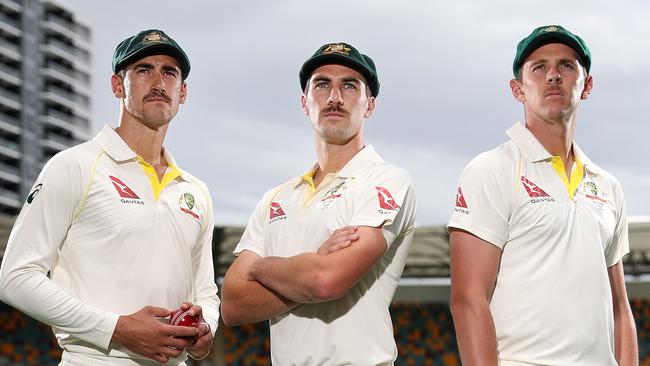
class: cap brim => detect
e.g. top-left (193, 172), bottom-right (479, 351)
top-left (116, 44), bottom-right (190, 80)
top-left (300, 54), bottom-right (373, 91)
top-left (520, 33), bottom-right (586, 69)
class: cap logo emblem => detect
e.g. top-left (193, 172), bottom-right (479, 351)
top-left (143, 31), bottom-right (167, 43)
top-left (543, 26), bottom-right (559, 33)
top-left (323, 44), bottom-right (351, 55)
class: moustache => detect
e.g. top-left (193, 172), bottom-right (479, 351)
top-left (321, 106), bottom-right (348, 115)
top-left (545, 86), bottom-right (564, 95)
top-left (143, 91), bottom-right (171, 104)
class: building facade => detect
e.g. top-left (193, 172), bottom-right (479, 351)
top-left (0, 0), bottom-right (91, 216)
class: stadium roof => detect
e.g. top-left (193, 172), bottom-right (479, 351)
top-left (1, 216), bottom-right (649, 277)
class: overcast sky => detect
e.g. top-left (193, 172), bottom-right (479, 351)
top-left (63, 0), bottom-right (650, 226)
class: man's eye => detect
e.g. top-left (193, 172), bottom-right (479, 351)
top-left (343, 83), bottom-right (357, 90)
top-left (560, 63), bottom-right (575, 70)
top-left (533, 65), bottom-right (545, 71)
top-left (315, 82), bottom-right (329, 89)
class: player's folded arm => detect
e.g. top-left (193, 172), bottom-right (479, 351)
top-left (221, 249), bottom-right (298, 326)
top-left (250, 225), bottom-right (388, 303)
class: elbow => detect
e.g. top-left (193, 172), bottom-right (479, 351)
top-left (220, 300), bottom-right (243, 327)
top-left (0, 269), bottom-right (15, 304)
top-left (449, 289), bottom-right (483, 321)
top-left (309, 271), bottom-right (347, 302)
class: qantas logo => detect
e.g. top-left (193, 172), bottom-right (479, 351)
top-left (376, 187), bottom-right (400, 214)
top-left (521, 176), bottom-right (549, 197)
top-left (455, 187), bottom-right (468, 208)
top-left (269, 202), bottom-right (287, 223)
top-left (109, 176), bottom-right (144, 204)
top-left (454, 186), bottom-right (470, 214)
top-left (521, 176), bottom-right (554, 203)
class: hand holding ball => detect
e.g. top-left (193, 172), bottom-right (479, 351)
top-left (169, 308), bottom-right (199, 339)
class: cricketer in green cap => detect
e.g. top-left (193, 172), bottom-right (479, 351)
top-left (300, 42), bottom-right (379, 97)
top-left (513, 25), bottom-right (591, 78)
top-left (113, 29), bottom-right (191, 80)
top-left (450, 23), bottom-right (637, 366)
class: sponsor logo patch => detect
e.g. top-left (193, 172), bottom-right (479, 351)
top-left (26, 183), bottom-right (43, 204)
top-left (269, 202), bottom-right (287, 223)
top-left (109, 175), bottom-right (144, 205)
top-left (454, 186), bottom-right (469, 214)
top-left (521, 176), bottom-right (555, 203)
top-left (376, 187), bottom-right (400, 214)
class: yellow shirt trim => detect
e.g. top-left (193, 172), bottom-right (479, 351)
top-left (300, 167), bottom-right (340, 206)
top-left (137, 157), bottom-right (181, 201)
top-left (301, 169), bottom-right (317, 191)
top-left (549, 155), bottom-right (584, 200)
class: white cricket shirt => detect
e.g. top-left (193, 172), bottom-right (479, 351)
top-left (0, 125), bottom-right (219, 365)
top-left (448, 122), bottom-right (629, 365)
top-left (235, 145), bottom-right (417, 366)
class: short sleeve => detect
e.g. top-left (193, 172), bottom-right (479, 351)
top-left (604, 178), bottom-right (630, 267)
top-left (447, 152), bottom-right (514, 249)
top-left (348, 166), bottom-right (416, 248)
top-left (233, 188), bottom-right (276, 258)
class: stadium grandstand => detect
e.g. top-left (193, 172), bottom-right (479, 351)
top-left (1, 216), bottom-right (649, 365)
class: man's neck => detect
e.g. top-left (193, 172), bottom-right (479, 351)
top-left (525, 114), bottom-right (577, 176)
top-left (115, 114), bottom-right (169, 168)
top-left (312, 136), bottom-right (364, 188)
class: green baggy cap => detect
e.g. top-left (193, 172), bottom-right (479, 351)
top-left (513, 25), bottom-right (591, 77)
top-left (299, 42), bottom-right (379, 97)
top-left (112, 29), bottom-right (190, 80)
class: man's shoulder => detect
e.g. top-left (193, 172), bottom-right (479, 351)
top-left (582, 158), bottom-right (625, 196)
top-left (178, 169), bottom-right (210, 191)
top-left (360, 157), bottom-right (412, 186)
top-left (464, 139), bottom-right (520, 176)
top-left (265, 176), bottom-right (302, 196)
top-left (43, 139), bottom-right (104, 172)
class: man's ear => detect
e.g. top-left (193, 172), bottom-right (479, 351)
top-left (364, 96), bottom-right (375, 118)
top-left (301, 94), bottom-right (309, 116)
top-left (581, 74), bottom-right (593, 100)
top-left (509, 78), bottom-right (525, 102)
top-left (179, 82), bottom-right (188, 104)
top-left (111, 73), bottom-right (125, 99)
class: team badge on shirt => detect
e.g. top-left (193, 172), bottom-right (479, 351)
top-left (269, 202), bottom-right (287, 223)
top-left (376, 187), bottom-right (400, 214)
top-left (319, 180), bottom-right (349, 209)
top-left (179, 192), bottom-right (199, 219)
top-left (109, 175), bottom-right (144, 205)
top-left (583, 180), bottom-right (608, 206)
top-left (521, 176), bottom-right (555, 203)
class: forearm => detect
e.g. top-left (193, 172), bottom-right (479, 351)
top-left (250, 253), bottom-right (331, 303)
top-left (614, 304), bottom-right (638, 366)
top-left (450, 297), bottom-right (499, 366)
top-left (0, 267), bottom-right (118, 349)
top-left (221, 276), bottom-right (297, 326)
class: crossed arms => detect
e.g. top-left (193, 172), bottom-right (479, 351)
top-left (221, 226), bottom-right (387, 326)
